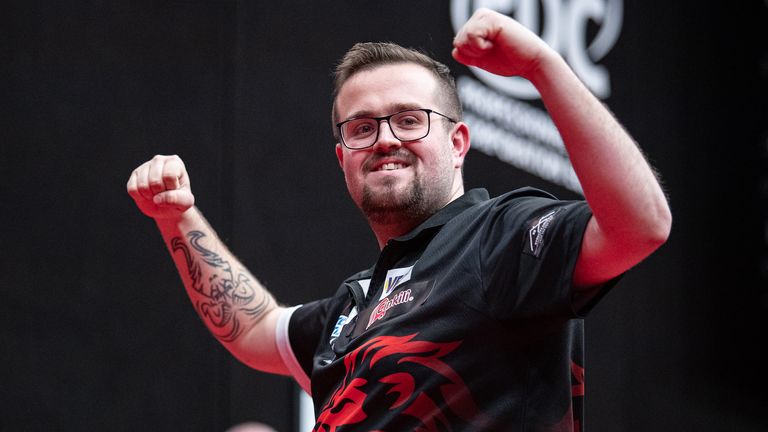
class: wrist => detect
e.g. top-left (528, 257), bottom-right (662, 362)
top-left (525, 49), bottom-right (568, 87)
top-left (154, 206), bottom-right (198, 231)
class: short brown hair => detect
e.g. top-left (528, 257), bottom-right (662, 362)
top-left (332, 42), bottom-right (462, 136)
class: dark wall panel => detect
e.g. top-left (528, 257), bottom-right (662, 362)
top-left (3, 1), bottom-right (237, 430)
top-left (3, 1), bottom-right (766, 431)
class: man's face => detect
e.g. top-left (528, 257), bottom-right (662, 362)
top-left (335, 63), bottom-right (469, 226)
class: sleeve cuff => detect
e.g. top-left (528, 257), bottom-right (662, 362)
top-left (275, 305), bottom-right (312, 395)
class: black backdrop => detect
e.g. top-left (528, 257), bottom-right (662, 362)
top-left (3, 1), bottom-right (766, 431)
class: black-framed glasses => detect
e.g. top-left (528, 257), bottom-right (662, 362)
top-left (336, 108), bottom-right (457, 150)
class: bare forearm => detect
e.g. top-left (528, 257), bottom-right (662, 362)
top-left (530, 53), bottom-right (671, 242)
top-left (452, 8), bottom-right (670, 241)
top-left (155, 207), bottom-right (286, 373)
top-left (127, 155), bottom-right (287, 372)
top-left (452, 9), bottom-right (670, 285)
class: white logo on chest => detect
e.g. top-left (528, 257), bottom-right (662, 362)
top-left (379, 265), bottom-right (414, 301)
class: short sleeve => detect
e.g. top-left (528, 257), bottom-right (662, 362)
top-left (283, 298), bottom-right (334, 391)
top-left (480, 196), bottom-right (594, 320)
top-left (275, 306), bottom-right (310, 394)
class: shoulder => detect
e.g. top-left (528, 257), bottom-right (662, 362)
top-left (489, 187), bottom-right (559, 209)
top-left (456, 187), bottom-right (572, 228)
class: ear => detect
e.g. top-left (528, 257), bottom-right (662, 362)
top-left (335, 142), bottom-right (345, 169)
top-left (450, 122), bottom-right (471, 169)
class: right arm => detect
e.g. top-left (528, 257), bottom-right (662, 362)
top-left (127, 155), bottom-right (289, 375)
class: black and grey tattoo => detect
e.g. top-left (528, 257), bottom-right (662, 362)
top-left (171, 231), bottom-right (271, 342)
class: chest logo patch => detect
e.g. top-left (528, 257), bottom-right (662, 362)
top-left (367, 289), bottom-right (415, 329)
top-left (379, 265), bottom-right (415, 301)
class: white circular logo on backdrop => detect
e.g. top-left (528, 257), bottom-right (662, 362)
top-left (450, 0), bottom-right (623, 99)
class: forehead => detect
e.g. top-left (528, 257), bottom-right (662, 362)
top-left (336, 63), bottom-right (440, 120)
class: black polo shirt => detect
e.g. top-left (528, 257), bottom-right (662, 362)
top-left (282, 188), bottom-right (609, 432)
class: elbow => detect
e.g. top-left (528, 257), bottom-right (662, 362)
top-left (614, 202), bottom-right (672, 254)
top-left (644, 203), bottom-right (672, 251)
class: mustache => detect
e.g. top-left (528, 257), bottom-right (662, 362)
top-left (363, 150), bottom-right (417, 172)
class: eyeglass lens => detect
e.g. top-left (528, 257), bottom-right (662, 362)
top-left (341, 110), bottom-right (429, 149)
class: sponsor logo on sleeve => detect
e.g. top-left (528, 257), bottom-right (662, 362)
top-left (525, 208), bottom-right (562, 257)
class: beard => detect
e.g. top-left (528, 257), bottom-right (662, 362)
top-left (360, 167), bottom-right (453, 227)
top-left (361, 177), bottom-right (427, 225)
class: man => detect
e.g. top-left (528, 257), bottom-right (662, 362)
top-left (127, 8), bottom-right (670, 432)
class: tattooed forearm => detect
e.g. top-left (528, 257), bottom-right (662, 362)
top-left (171, 231), bottom-right (272, 342)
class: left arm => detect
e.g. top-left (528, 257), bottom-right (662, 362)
top-left (453, 8), bottom-right (672, 288)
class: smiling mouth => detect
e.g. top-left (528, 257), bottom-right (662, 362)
top-left (375, 162), bottom-right (409, 172)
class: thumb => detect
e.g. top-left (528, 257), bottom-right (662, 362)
top-left (452, 47), bottom-right (475, 67)
top-left (153, 189), bottom-right (195, 208)
top-left (452, 35), bottom-right (494, 65)
top-left (452, 46), bottom-right (490, 69)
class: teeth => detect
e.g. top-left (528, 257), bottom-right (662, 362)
top-left (379, 163), bottom-right (405, 171)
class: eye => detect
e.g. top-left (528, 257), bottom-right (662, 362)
top-left (346, 119), bottom-right (376, 138)
top-left (392, 111), bottom-right (425, 129)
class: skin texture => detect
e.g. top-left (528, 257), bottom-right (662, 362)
top-left (126, 158), bottom-right (287, 373)
top-left (126, 8), bottom-right (671, 375)
top-left (452, 8), bottom-right (671, 288)
top-left (334, 63), bottom-right (470, 248)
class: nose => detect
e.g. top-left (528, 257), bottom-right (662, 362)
top-left (372, 119), bottom-right (402, 151)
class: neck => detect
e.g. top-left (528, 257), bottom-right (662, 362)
top-left (368, 184), bottom-right (465, 249)
top-left (369, 216), bottom-right (427, 249)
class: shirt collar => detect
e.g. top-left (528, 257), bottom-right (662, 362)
top-left (343, 189), bottom-right (490, 283)
top-left (390, 188), bottom-right (490, 243)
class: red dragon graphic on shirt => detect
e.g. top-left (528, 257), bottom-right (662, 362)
top-left (313, 333), bottom-right (491, 432)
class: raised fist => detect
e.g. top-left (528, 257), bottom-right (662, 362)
top-left (452, 8), bottom-right (553, 79)
top-left (127, 154), bottom-right (195, 219)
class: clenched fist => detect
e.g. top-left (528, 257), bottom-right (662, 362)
top-left (126, 155), bottom-right (195, 219)
top-left (452, 8), bottom-right (554, 80)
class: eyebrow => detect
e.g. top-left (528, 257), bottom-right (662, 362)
top-left (344, 103), bottom-right (423, 121)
